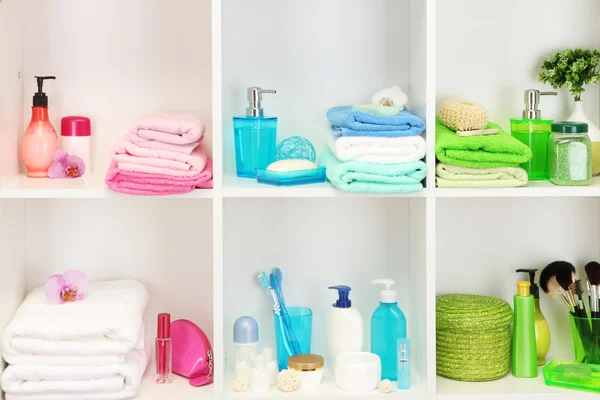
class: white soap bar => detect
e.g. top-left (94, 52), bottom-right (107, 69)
top-left (266, 159), bottom-right (317, 172)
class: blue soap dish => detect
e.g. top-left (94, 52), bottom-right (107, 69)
top-left (256, 167), bottom-right (326, 187)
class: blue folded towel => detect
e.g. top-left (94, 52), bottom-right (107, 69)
top-left (319, 148), bottom-right (427, 194)
top-left (327, 106), bottom-right (425, 137)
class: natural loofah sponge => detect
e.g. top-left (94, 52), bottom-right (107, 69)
top-left (277, 369), bottom-right (299, 392)
top-left (439, 99), bottom-right (488, 131)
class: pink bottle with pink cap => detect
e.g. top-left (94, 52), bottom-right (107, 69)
top-left (61, 116), bottom-right (91, 176)
top-left (22, 76), bottom-right (59, 178)
top-left (156, 313), bottom-right (173, 384)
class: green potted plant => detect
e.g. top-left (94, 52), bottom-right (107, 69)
top-left (539, 48), bottom-right (600, 175)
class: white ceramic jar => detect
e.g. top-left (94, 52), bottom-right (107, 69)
top-left (335, 352), bottom-right (381, 392)
top-left (288, 354), bottom-right (324, 389)
top-left (61, 116), bottom-right (91, 175)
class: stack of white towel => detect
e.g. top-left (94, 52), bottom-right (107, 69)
top-left (1, 280), bottom-right (149, 400)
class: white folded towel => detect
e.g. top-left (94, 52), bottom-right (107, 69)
top-left (2, 280), bottom-right (148, 366)
top-left (2, 344), bottom-right (150, 400)
top-left (328, 135), bottom-right (426, 164)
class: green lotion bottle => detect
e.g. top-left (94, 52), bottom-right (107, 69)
top-left (512, 281), bottom-right (537, 378)
top-left (516, 269), bottom-right (550, 365)
top-left (510, 89), bottom-right (556, 180)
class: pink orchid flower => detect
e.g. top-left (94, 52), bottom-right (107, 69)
top-left (45, 270), bottom-right (88, 304)
top-left (48, 150), bottom-right (86, 179)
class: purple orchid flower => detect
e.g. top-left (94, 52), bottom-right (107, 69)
top-left (45, 270), bottom-right (88, 304)
top-left (48, 150), bottom-right (86, 179)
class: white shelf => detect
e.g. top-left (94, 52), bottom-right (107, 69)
top-left (436, 372), bottom-right (597, 399)
top-left (222, 174), bottom-right (428, 198)
top-left (137, 364), bottom-right (213, 400)
top-left (224, 372), bottom-right (427, 399)
top-left (0, 175), bottom-right (213, 199)
top-left (435, 176), bottom-right (600, 198)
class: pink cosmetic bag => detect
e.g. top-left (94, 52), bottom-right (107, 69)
top-left (171, 319), bottom-right (214, 386)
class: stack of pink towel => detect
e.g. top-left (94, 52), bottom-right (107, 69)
top-left (105, 113), bottom-right (213, 195)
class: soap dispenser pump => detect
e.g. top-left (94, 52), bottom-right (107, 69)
top-left (22, 76), bottom-right (59, 178)
top-left (233, 87), bottom-right (278, 178)
top-left (516, 269), bottom-right (551, 365)
top-left (326, 285), bottom-right (363, 375)
top-left (510, 89), bottom-right (557, 180)
top-left (371, 279), bottom-right (406, 380)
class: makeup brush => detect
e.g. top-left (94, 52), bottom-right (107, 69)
top-left (574, 280), bottom-right (587, 318)
top-left (556, 264), bottom-right (577, 313)
top-left (540, 261), bottom-right (576, 313)
top-left (585, 262), bottom-right (600, 318)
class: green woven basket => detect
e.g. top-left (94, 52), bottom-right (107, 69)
top-left (436, 294), bottom-right (513, 382)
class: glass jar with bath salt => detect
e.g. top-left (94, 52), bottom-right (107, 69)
top-left (288, 354), bottom-right (324, 389)
top-left (548, 122), bottom-right (592, 186)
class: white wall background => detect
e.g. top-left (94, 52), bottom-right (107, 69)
top-left (223, 198), bottom-right (424, 371)
top-left (221, 0), bottom-right (415, 177)
top-left (0, 200), bottom-right (26, 376)
top-left (0, 0), bottom-right (23, 183)
top-left (436, 0), bottom-right (600, 130)
top-left (436, 197), bottom-right (600, 360)
top-left (20, 0), bottom-right (213, 176)
top-left (23, 199), bottom-right (214, 341)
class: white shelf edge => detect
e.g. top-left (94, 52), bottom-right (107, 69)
top-left (223, 371), bottom-right (428, 399)
top-left (0, 175), bottom-right (214, 199)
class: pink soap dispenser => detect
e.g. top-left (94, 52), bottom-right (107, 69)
top-left (22, 76), bottom-right (58, 177)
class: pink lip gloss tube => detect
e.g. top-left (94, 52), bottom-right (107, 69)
top-left (156, 313), bottom-right (172, 384)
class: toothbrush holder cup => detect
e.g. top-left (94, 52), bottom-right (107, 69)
top-left (274, 307), bottom-right (312, 371)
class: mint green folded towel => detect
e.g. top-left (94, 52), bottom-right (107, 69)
top-left (319, 148), bottom-right (427, 194)
top-left (436, 163), bottom-right (528, 188)
top-left (435, 119), bottom-right (532, 168)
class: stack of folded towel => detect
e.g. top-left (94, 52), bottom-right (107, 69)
top-left (1, 280), bottom-right (149, 400)
top-left (435, 119), bottom-right (532, 188)
top-left (105, 113), bottom-right (213, 195)
top-left (319, 105), bottom-right (427, 194)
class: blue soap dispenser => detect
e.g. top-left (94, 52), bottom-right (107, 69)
top-left (233, 87), bottom-right (277, 178)
top-left (371, 279), bottom-right (406, 380)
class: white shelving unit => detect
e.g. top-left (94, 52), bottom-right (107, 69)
top-left (0, 0), bottom-right (599, 399)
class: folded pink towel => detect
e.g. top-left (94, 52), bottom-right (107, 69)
top-left (111, 141), bottom-right (208, 172)
top-left (105, 160), bottom-right (213, 196)
top-left (129, 113), bottom-right (205, 145)
top-left (129, 134), bottom-right (200, 155)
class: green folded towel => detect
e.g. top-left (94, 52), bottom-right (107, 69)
top-left (436, 163), bottom-right (528, 188)
top-left (435, 118), bottom-right (532, 168)
top-left (319, 148), bottom-right (427, 194)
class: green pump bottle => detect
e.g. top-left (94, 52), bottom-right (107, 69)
top-left (512, 281), bottom-right (537, 378)
top-left (516, 269), bottom-right (551, 365)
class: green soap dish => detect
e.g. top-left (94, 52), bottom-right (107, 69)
top-left (542, 360), bottom-right (600, 393)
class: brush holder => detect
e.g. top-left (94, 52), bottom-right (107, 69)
top-left (571, 315), bottom-right (600, 365)
top-left (436, 294), bottom-right (513, 382)
top-left (274, 307), bottom-right (312, 371)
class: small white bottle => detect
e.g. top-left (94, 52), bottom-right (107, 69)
top-left (61, 116), bottom-right (91, 176)
top-left (262, 347), bottom-right (278, 386)
top-left (327, 285), bottom-right (364, 374)
top-left (251, 353), bottom-right (270, 394)
top-left (234, 350), bottom-right (252, 385)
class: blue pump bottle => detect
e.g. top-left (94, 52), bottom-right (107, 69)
top-left (233, 87), bottom-right (277, 178)
top-left (371, 279), bottom-right (406, 380)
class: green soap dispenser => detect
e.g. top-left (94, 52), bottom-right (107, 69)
top-left (512, 281), bottom-right (538, 378)
top-left (510, 89), bottom-right (557, 180)
top-left (517, 269), bottom-right (550, 366)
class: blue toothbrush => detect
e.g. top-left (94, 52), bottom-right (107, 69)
top-left (271, 268), bottom-right (302, 354)
top-left (257, 272), bottom-right (294, 355)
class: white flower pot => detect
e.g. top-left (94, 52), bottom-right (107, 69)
top-left (567, 100), bottom-right (600, 175)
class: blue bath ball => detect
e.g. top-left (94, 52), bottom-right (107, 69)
top-left (276, 136), bottom-right (316, 162)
